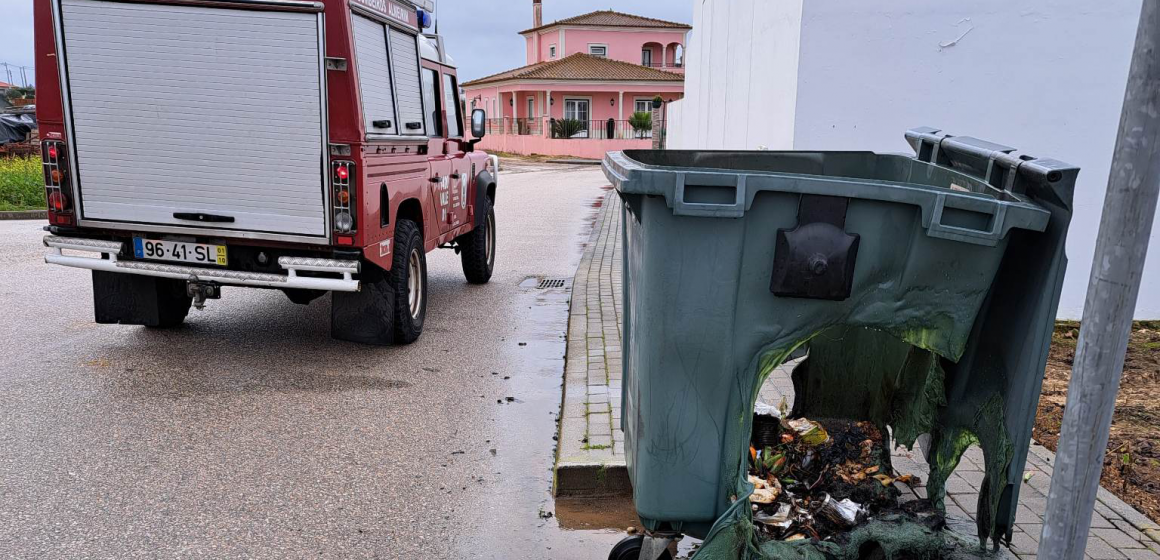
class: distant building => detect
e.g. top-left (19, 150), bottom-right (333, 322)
top-left (462, 2), bottom-right (689, 159)
top-left (0, 81), bottom-right (13, 109)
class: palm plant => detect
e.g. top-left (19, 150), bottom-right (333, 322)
top-left (551, 118), bottom-right (585, 139)
top-left (629, 111), bottom-right (652, 138)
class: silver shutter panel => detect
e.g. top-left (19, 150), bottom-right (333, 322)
top-left (351, 15), bottom-right (396, 135)
top-left (388, 28), bottom-right (425, 136)
top-left (59, 0), bottom-right (327, 237)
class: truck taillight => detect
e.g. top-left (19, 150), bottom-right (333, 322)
top-left (332, 161), bottom-right (356, 234)
top-left (42, 140), bottom-right (73, 216)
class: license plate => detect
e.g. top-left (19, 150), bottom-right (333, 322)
top-left (133, 237), bottom-right (227, 266)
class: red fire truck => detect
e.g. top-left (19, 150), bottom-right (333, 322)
top-left (33, 0), bottom-right (497, 345)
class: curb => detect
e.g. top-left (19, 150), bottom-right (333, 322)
top-left (546, 158), bottom-right (602, 165)
top-left (554, 462), bottom-right (631, 497)
top-left (553, 191), bottom-right (630, 498)
top-left (0, 210), bottom-right (46, 220)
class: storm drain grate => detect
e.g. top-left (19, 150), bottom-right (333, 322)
top-left (519, 276), bottom-right (570, 289)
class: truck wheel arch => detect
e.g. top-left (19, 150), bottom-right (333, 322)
top-left (396, 197), bottom-right (424, 235)
top-left (475, 169), bottom-right (496, 228)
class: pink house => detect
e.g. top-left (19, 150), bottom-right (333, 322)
top-left (461, 3), bottom-right (690, 159)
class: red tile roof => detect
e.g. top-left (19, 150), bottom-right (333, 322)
top-left (521, 9), bottom-right (691, 34)
top-left (0, 82), bottom-right (13, 89)
top-left (462, 53), bottom-right (684, 87)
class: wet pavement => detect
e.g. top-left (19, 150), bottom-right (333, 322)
top-left (0, 164), bottom-right (631, 559)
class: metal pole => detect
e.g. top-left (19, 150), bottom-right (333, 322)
top-left (1039, 2), bottom-right (1160, 558)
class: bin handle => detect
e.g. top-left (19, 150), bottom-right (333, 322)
top-left (926, 193), bottom-right (1007, 247)
top-left (906, 127), bottom-right (1065, 193)
top-left (671, 172), bottom-right (747, 218)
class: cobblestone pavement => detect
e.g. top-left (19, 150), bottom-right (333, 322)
top-left (557, 190), bottom-right (1160, 558)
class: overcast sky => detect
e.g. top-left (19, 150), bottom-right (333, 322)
top-left (0, 0), bottom-right (692, 86)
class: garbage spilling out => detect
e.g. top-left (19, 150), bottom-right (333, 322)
top-left (746, 401), bottom-right (939, 547)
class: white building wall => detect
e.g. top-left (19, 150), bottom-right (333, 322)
top-left (668, 0), bottom-right (1159, 319)
top-left (669, 0), bottom-right (802, 150)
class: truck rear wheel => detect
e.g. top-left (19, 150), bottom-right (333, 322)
top-left (330, 219), bottom-right (426, 345)
top-left (91, 271), bottom-right (192, 328)
top-left (390, 218), bottom-right (427, 344)
top-left (331, 263), bottom-right (395, 345)
top-left (459, 200), bottom-right (495, 284)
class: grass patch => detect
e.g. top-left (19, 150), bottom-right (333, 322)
top-left (0, 156), bottom-right (44, 211)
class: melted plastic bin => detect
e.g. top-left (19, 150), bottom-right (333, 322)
top-left (601, 128), bottom-right (1077, 559)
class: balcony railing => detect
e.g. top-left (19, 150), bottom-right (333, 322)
top-left (642, 62), bottom-right (683, 68)
top-left (549, 118), bottom-right (664, 140)
top-left (483, 117), bottom-right (666, 140)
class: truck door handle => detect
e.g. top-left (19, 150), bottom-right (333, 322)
top-left (372, 119), bottom-right (393, 129)
top-left (405, 122), bottom-right (423, 130)
top-left (174, 212), bottom-right (235, 223)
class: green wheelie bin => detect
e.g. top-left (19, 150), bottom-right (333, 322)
top-left (601, 127), bottom-right (1077, 559)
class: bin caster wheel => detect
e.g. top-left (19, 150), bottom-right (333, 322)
top-left (609, 535), bottom-right (673, 560)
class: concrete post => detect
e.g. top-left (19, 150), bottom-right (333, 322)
top-left (1039, 3), bottom-right (1160, 558)
top-left (651, 100), bottom-right (663, 150)
top-left (544, 90), bottom-right (552, 137)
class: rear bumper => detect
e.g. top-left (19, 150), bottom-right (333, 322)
top-left (43, 235), bottom-right (360, 292)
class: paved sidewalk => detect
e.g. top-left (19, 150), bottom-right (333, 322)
top-left (555, 191), bottom-right (1160, 558)
top-left (554, 191), bottom-right (628, 496)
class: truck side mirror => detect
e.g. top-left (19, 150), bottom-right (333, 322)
top-left (471, 109), bottom-right (487, 139)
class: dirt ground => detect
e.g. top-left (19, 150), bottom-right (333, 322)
top-left (1033, 321), bottom-right (1160, 524)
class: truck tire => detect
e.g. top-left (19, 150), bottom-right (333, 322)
top-left (92, 271), bottom-right (192, 328)
top-left (390, 218), bottom-right (427, 344)
top-left (331, 263), bottom-right (395, 345)
top-left (459, 200), bottom-right (495, 284)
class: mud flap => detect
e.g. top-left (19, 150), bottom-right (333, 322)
top-left (330, 267), bottom-right (395, 345)
top-left (92, 270), bottom-right (192, 327)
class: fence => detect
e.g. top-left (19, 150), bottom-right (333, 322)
top-left (482, 117), bottom-right (666, 141)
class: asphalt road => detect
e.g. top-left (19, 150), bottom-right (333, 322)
top-left (0, 163), bottom-right (628, 559)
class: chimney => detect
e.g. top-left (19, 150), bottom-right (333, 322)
top-left (533, 0), bottom-right (542, 28)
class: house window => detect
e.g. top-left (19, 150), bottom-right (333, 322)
top-left (563, 98), bottom-right (590, 138)
top-left (641, 49), bottom-right (653, 67)
top-left (635, 99), bottom-right (651, 114)
top-left (564, 98), bottom-right (590, 122)
top-left (588, 44), bottom-right (607, 57)
top-left (526, 97), bottom-right (535, 119)
top-left (549, 44), bottom-right (557, 58)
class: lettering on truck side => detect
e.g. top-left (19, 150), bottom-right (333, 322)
top-left (350, 0), bottom-right (416, 28)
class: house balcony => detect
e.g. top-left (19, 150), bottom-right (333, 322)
top-left (478, 116), bottom-right (666, 160)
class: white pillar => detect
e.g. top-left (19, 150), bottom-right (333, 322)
top-left (618, 91), bottom-right (624, 121)
top-left (661, 45), bottom-right (667, 68)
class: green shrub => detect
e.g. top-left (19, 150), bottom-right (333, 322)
top-left (4, 87), bottom-right (35, 102)
top-left (0, 156), bottom-right (45, 211)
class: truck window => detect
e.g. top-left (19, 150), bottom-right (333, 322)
top-left (421, 68), bottom-right (442, 137)
top-left (388, 28), bottom-right (426, 135)
top-left (351, 15), bottom-right (397, 135)
top-left (442, 73), bottom-right (462, 138)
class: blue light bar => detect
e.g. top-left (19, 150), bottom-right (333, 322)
top-left (417, 9), bottom-right (432, 29)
